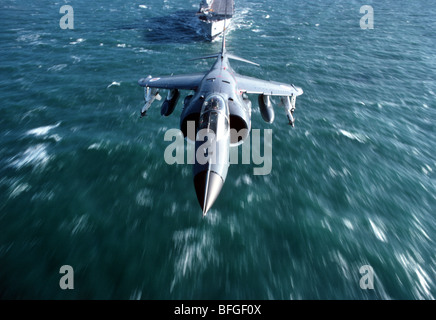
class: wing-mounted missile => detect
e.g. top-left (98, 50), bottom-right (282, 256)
top-left (258, 94), bottom-right (275, 124)
top-left (279, 95), bottom-right (297, 127)
top-left (140, 80), bottom-right (161, 117)
top-left (161, 89), bottom-right (180, 117)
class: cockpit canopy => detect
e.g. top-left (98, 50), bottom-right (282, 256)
top-left (201, 94), bottom-right (228, 113)
top-left (199, 94), bottom-right (229, 140)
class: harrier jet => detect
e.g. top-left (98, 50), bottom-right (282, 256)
top-left (138, 26), bottom-right (303, 216)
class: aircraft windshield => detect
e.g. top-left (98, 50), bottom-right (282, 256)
top-left (199, 95), bottom-right (229, 139)
top-left (202, 95), bottom-right (226, 113)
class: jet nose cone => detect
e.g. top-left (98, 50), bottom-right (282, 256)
top-left (194, 170), bottom-right (224, 216)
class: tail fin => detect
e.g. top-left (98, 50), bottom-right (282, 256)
top-left (221, 0), bottom-right (229, 54)
top-left (190, 0), bottom-right (259, 66)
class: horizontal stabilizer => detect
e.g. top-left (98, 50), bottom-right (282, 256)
top-left (188, 54), bottom-right (220, 61)
top-left (227, 54), bottom-right (260, 66)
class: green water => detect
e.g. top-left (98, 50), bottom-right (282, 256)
top-left (0, 0), bottom-right (435, 299)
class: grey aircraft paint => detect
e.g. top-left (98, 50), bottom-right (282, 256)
top-left (138, 25), bottom-right (303, 216)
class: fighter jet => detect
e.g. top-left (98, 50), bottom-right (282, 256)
top-left (138, 27), bottom-right (303, 216)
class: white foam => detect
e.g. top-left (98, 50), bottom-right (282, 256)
top-left (70, 38), bottom-right (85, 45)
top-left (242, 174), bottom-right (252, 185)
top-left (343, 218), bottom-right (354, 230)
top-left (142, 171), bottom-right (148, 179)
top-left (134, 48), bottom-right (152, 53)
top-left (49, 134), bottom-right (62, 142)
top-left (369, 218), bottom-right (387, 242)
top-left (9, 182), bottom-right (31, 198)
top-left (71, 215), bottom-right (90, 235)
top-left (235, 174), bottom-right (252, 187)
top-left (16, 33), bottom-right (43, 45)
top-left (31, 190), bottom-right (55, 202)
top-left (107, 81), bottom-right (121, 88)
top-left (171, 228), bottom-right (216, 282)
top-left (71, 55), bottom-right (81, 63)
top-left (136, 188), bottom-right (152, 207)
top-left (395, 252), bottom-right (435, 299)
top-left (88, 142), bottom-right (103, 150)
top-left (26, 123), bottom-right (60, 136)
top-left (47, 64), bottom-right (67, 72)
top-left (339, 129), bottom-right (367, 143)
top-left (10, 144), bottom-right (51, 169)
top-left (129, 289), bottom-right (143, 300)
top-left (17, 34), bottom-right (40, 42)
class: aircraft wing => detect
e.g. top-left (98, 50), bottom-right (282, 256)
top-left (138, 73), bottom-right (206, 91)
top-left (235, 74), bottom-right (303, 97)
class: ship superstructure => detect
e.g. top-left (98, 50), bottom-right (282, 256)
top-left (198, 0), bottom-right (234, 39)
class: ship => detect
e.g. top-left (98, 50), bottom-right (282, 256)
top-left (197, 0), bottom-right (234, 39)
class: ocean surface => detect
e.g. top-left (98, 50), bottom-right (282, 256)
top-left (1, 0), bottom-right (435, 300)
